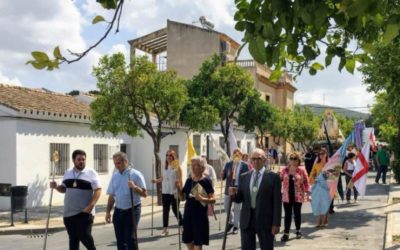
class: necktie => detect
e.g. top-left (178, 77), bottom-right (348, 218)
top-left (251, 171), bottom-right (260, 209)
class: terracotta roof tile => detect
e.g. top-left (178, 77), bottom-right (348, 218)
top-left (0, 84), bottom-right (90, 117)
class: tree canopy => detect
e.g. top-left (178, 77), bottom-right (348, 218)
top-left (180, 55), bottom-right (255, 156)
top-left (90, 53), bottom-right (188, 201)
top-left (234, 0), bottom-right (400, 79)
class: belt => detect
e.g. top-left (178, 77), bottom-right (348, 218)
top-left (115, 204), bottom-right (141, 212)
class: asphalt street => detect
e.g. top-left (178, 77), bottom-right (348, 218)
top-left (0, 172), bottom-right (389, 250)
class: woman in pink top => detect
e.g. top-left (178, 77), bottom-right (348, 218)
top-left (279, 152), bottom-right (310, 242)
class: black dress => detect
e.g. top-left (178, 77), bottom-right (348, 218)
top-left (182, 177), bottom-right (214, 246)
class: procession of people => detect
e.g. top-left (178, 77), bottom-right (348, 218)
top-left (48, 138), bottom-right (389, 250)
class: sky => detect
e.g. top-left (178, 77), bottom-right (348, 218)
top-left (0, 0), bottom-right (374, 113)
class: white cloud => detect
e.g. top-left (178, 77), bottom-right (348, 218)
top-left (108, 44), bottom-right (129, 59)
top-left (0, 71), bottom-right (22, 86)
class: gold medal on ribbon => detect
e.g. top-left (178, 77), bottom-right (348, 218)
top-left (73, 181), bottom-right (77, 188)
top-left (252, 186), bottom-right (258, 192)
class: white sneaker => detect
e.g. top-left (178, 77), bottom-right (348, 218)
top-left (160, 229), bottom-right (169, 236)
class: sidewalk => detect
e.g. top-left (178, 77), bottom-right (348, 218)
top-left (385, 172), bottom-right (400, 249)
top-left (0, 182), bottom-right (225, 236)
top-left (0, 194), bottom-right (163, 236)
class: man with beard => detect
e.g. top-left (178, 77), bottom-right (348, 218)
top-left (50, 149), bottom-right (102, 250)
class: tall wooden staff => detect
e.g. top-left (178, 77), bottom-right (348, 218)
top-left (172, 159), bottom-right (182, 250)
top-left (219, 158), bottom-right (224, 231)
top-left (151, 157), bottom-right (154, 236)
top-left (43, 151), bottom-right (59, 250)
top-left (222, 159), bottom-right (237, 250)
top-left (129, 173), bottom-right (139, 250)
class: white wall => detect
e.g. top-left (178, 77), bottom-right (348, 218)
top-left (0, 117), bottom-right (17, 209)
top-left (6, 119), bottom-right (119, 209)
top-left (123, 130), bottom-right (189, 192)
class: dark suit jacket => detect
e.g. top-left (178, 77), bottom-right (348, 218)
top-left (222, 160), bottom-right (249, 195)
top-left (233, 169), bottom-right (282, 231)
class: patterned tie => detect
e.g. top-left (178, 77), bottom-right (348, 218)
top-left (251, 171), bottom-right (260, 209)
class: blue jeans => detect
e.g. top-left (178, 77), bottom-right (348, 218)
top-left (113, 205), bottom-right (141, 250)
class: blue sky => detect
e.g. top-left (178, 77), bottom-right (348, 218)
top-left (0, 0), bottom-right (373, 113)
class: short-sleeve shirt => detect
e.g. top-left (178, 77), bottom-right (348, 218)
top-left (107, 167), bottom-right (146, 209)
top-left (61, 167), bottom-right (101, 217)
top-left (376, 149), bottom-right (390, 166)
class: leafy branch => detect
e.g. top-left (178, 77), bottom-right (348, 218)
top-left (26, 0), bottom-right (125, 70)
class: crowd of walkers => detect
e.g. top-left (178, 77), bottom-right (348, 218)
top-left (48, 143), bottom-right (391, 250)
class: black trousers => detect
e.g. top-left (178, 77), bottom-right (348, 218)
top-left (283, 202), bottom-right (302, 233)
top-left (241, 209), bottom-right (274, 250)
top-left (63, 212), bottom-right (96, 250)
top-left (113, 206), bottom-right (141, 250)
top-left (376, 165), bottom-right (388, 184)
top-left (162, 194), bottom-right (183, 227)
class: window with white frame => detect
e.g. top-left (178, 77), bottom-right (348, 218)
top-left (50, 143), bottom-right (70, 176)
top-left (94, 144), bottom-right (108, 173)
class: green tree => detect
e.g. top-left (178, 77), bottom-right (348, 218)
top-left (359, 40), bottom-right (400, 182)
top-left (238, 90), bottom-right (275, 146)
top-left (90, 53), bottom-right (188, 201)
top-left (269, 108), bottom-right (295, 149)
top-left (292, 105), bottom-right (320, 151)
top-left (234, 0), bottom-right (400, 80)
top-left (180, 56), bottom-right (255, 156)
top-left (334, 112), bottom-right (357, 138)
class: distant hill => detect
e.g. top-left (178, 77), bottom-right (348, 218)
top-left (301, 104), bottom-right (370, 120)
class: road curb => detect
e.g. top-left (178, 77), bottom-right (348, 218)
top-left (0, 208), bottom-right (164, 236)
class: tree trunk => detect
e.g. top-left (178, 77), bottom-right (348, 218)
top-left (152, 136), bottom-right (163, 205)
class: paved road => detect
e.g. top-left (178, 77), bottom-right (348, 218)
top-left (0, 172), bottom-right (389, 250)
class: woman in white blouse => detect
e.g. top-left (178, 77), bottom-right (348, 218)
top-left (152, 149), bottom-right (183, 236)
top-left (343, 152), bottom-right (358, 203)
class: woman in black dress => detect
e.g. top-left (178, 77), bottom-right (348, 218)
top-left (177, 156), bottom-right (215, 250)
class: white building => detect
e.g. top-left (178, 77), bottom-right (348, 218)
top-left (0, 84), bottom-right (256, 209)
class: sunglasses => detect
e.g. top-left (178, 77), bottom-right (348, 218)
top-left (289, 157), bottom-right (299, 161)
top-left (166, 154), bottom-right (173, 157)
top-left (319, 152), bottom-right (326, 155)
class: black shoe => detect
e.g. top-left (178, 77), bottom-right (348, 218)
top-left (227, 223), bottom-right (234, 232)
top-left (296, 231), bottom-right (302, 239)
top-left (232, 227), bottom-right (238, 234)
top-left (383, 182), bottom-right (387, 184)
top-left (329, 209), bottom-right (335, 214)
top-left (281, 233), bottom-right (289, 242)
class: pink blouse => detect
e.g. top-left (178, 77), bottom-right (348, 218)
top-left (279, 166), bottom-right (310, 203)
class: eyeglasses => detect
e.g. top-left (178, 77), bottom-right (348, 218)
top-left (250, 157), bottom-right (263, 162)
top-left (289, 157), bottom-right (299, 161)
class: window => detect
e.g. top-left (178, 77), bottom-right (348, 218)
top-left (193, 135), bottom-right (201, 155)
top-left (237, 140), bottom-right (241, 150)
top-left (264, 136), bottom-right (270, 149)
top-left (265, 95), bottom-right (271, 102)
top-left (120, 144), bottom-right (127, 153)
top-left (247, 142), bottom-right (251, 154)
top-left (169, 145), bottom-right (179, 159)
top-left (94, 144), bottom-right (108, 173)
top-left (219, 137), bottom-right (225, 151)
top-left (50, 143), bottom-right (70, 176)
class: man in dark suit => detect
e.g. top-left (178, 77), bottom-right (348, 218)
top-left (229, 148), bottom-right (282, 250)
top-left (221, 148), bottom-right (249, 234)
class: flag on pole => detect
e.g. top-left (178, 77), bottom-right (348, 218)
top-left (351, 132), bottom-right (372, 196)
top-left (228, 125), bottom-right (238, 157)
top-left (208, 133), bottom-right (229, 164)
top-left (187, 135), bottom-right (197, 164)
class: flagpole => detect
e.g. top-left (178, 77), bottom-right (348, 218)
top-left (43, 151), bottom-right (59, 250)
top-left (151, 157), bottom-right (154, 237)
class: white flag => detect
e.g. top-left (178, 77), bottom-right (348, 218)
top-left (352, 134), bottom-right (371, 196)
